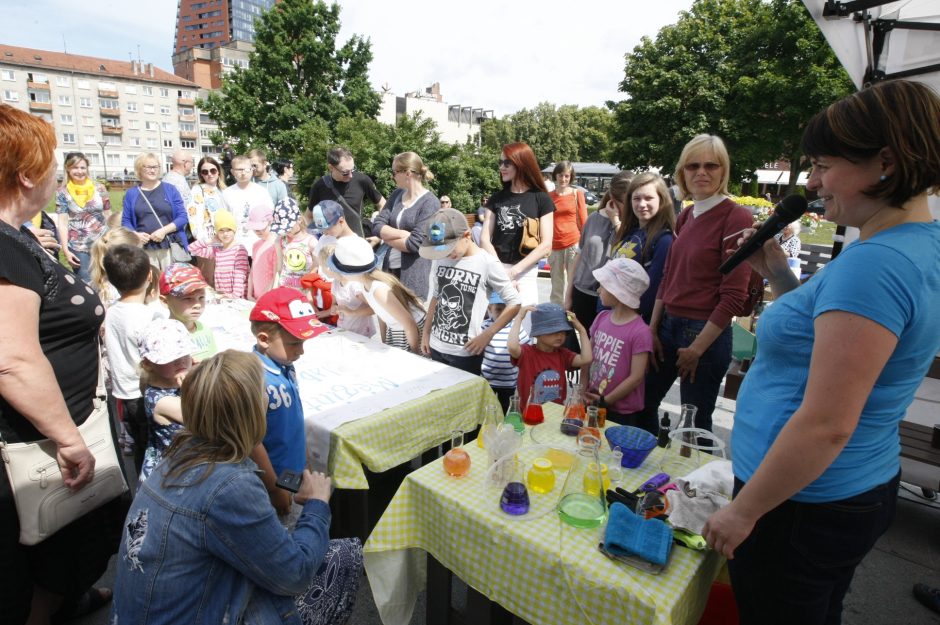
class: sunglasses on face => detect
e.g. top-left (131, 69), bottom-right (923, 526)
top-left (333, 165), bottom-right (355, 176)
top-left (498, 159), bottom-right (513, 168)
top-left (683, 162), bottom-right (721, 173)
top-left (200, 168), bottom-right (218, 175)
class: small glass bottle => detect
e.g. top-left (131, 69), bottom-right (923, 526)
top-left (596, 395), bottom-right (607, 429)
top-left (477, 404), bottom-right (501, 448)
top-left (523, 386), bottom-right (544, 425)
top-left (657, 412), bottom-right (672, 448)
top-left (442, 430), bottom-right (471, 477)
top-left (678, 403), bottom-right (698, 458)
top-left (503, 392), bottom-right (524, 433)
top-left (560, 388), bottom-right (586, 436)
top-left (577, 406), bottom-right (601, 448)
top-left (499, 460), bottom-right (530, 515)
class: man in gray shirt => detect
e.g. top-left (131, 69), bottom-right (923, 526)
top-left (163, 150), bottom-right (193, 207)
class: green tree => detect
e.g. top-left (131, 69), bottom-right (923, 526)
top-left (611, 0), bottom-right (853, 191)
top-left (201, 0), bottom-right (380, 160)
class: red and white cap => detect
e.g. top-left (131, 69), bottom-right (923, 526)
top-left (249, 286), bottom-right (326, 339)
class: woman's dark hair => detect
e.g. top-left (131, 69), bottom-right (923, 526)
top-left (801, 79), bottom-right (940, 207)
top-left (552, 161), bottom-right (575, 183)
top-left (502, 143), bottom-right (547, 193)
top-left (196, 156), bottom-right (225, 189)
top-left (273, 159), bottom-right (293, 176)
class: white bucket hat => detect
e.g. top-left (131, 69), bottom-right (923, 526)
top-left (327, 236), bottom-right (379, 275)
top-left (592, 258), bottom-right (650, 309)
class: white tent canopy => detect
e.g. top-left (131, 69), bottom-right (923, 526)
top-left (801, 0), bottom-right (940, 93)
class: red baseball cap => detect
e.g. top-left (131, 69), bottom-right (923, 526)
top-left (249, 287), bottom-right (326, 339)
top-left (159, 263), bottom-right (209, 297)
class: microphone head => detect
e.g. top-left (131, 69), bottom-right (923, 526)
top-left (774, 194), bottom-right (808, 222)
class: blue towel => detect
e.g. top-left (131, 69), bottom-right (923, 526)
top-left (604, 502), bottom-right (673, 566)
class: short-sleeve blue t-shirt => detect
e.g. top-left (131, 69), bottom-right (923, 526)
top-left (255, 348), bottom-right (306, 475)
top-left (732, 221), bottom-right (940, 502)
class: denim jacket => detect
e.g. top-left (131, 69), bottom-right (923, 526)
top-left (111, 454), bottom-right (331, 624)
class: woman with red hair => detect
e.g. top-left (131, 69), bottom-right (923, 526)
top-left (480, 142), bottom-right (554, 305)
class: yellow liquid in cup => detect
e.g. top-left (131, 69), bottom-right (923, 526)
top-left (582, 463), bottom-right (610, 496)
top-left (527, 458), bottom-right (556, 494)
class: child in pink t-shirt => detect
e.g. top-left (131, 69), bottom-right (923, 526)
top-left (584, 258), bottom-right (653, 429)
top-left (246, 203), bottom-right (277, 300)
top-left (508, 302), bottom-right (592, 412)
top-left (188, 210), bottom-right (250, 299)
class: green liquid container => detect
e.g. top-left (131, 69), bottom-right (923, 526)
top-left (558, 493), bottom-right (607, 529)
top-left (504, 393), bottom-right (525, 433)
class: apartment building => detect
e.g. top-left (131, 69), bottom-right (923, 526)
top-left (378, 83), bottom-right (494, 145)
top-left (0, 44), bottom-right (204, 177)
top-left (173, 0), bottom-right (275, 56)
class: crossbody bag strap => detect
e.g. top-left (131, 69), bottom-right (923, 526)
top-left (137, 186), bottom-right (166, 229)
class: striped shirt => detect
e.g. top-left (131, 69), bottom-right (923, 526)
top-left (481, 318), bottom-right (528, 388)
top-left (189, 241), bottom-right (250, 299)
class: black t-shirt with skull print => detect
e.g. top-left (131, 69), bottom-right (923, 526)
top-left (485, 188), bottom-right (555, 264)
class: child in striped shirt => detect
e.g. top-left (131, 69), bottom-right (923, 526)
top-left (188, 210), bottom-right (250, 299)
top-left (481, 292), bottom-right (528, 414)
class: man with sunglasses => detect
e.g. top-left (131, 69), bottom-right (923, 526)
top-left (164, 150), bottom-right (195, 208)
top-left (306, 146), bottom-right (385, 237)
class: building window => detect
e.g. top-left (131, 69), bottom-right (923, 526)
top-left (83, 116), bottom-right (94, 126)
top-left (181, 140), bottom-right (196, 149)
top-left (124, 85), bottom-right (137, 94)
top-left (128, 119), bottom-right (140, 130)
top-left (179, 107), bottom-right (194, 116)
top-left (27, 72), bottom-right (48, 84)
top-left (29, 91), bottom-right (51, 103)
top-left (79, 97), bottom-right (92, 108)
top-left (159, 88), bottom-right (169, 97)
top-left (2, 90), bottom-right (17, 102)
top-left (178, 90), bottom-right (193, 99)
top-left (62, 133), bottom-right (76, 144)
top-left (163, 139), bottom-right (174, 149)
top-left (105, 135), bottom-right (121, 145)
top-left (1, 70), bottom-right (15, 81)
top-left (107, 153), bottom-right (121, 165)
top-left (34, 112), bottom-right (53, 122)
top-left (60, 114), bottom-right (74, 125)
top-left (130, 137), bottom-right (141, 147)
top-left (161, 122), bottom-right (173, 132)
top-left (160, 105), bottom-right (171, 115)
top-left (126, 101), bottom-right (138, 112)
top-left (83, 135), bottom-right (97, 145)
top-left (146, 138), bottom-right (157, 148)
top-left (98, 81), bottom-right (116, 91)
top-left (142, 86), bottom-right (153, 96)
top-left (77, 80), bottom-right (90, 90)
top-left (86, 153), bottom-right (100, 165)
top-left (99, 99), bottom-right (119, 110)
top-left (180, 122), bottom-right (195, 132)
top-left (102, 117), bottom-right (118, 128)
top-left (145, 121), bottom-right (158, 131)
top-left (56, 76), bottom-right (70, 87)
top-left (58, 95), bottom-right (72, 106)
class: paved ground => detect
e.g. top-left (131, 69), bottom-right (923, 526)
top-left (74, 277), bottom-right (940, 624)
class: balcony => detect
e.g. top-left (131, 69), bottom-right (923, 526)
top-left (179, 130), bottom-right (198, 140)
top-left (28, 100), bottom-right (52, 111)
top-left (27, 81), bottom-right (50, 90)
top-left (98, 88), bottom-right (118, 99)
top-left (178, 114), bottom-right (195, 123)
top-left (178, 97), bottom-right (195, 106)
top-left (102, 126), bottom-right (123, 135)
top-left (100, 108), bottom-right (121, 117)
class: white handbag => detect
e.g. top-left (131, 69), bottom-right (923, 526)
top-left (0, 356), bottom-right (128, 545)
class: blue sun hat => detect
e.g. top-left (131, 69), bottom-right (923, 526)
top-left (271, 197), bottom-right (300, 235)
top-left (308, 200), bottom-right (344, 232)
top-left (529, 302), bottom-right (572, 337)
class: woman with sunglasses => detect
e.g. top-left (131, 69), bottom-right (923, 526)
top-left (638, 134), bottom-right (752, 435)
top-left (480, 142), bottom-right (554, 307)
top-left (55, 152), bottom-right (110, 283)
top-left (188, 156), bottom-right (229, 243)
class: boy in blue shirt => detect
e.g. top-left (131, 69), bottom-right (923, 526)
top-left (248, 286), bottom-right (327, 516)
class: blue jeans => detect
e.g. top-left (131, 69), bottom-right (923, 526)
top-left (69, 248), bottom-right (92, 284)
top-left (640, 314), bottom-right (732, 434)
top-left (728, 472), bottom-right (899, 625)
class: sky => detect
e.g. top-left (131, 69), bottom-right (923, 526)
top-left (4, 0), bottom-right (695, 116)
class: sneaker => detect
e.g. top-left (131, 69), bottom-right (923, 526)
top-left (913, 583), bottom-right (940, 614)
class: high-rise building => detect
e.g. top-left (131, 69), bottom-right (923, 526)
top-left (173, 0), bottom-right (276, 56)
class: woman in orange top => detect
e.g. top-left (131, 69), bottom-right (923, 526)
top-left (547, 161), bottom-right (588, 305)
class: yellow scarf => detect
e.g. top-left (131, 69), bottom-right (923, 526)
top-left (66, 179), bottom-right (97, 208)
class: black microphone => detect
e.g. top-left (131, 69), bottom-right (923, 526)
top-left (719, 195), bottom-right (808, 275)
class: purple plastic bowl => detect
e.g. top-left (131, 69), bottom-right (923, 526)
top-left (605, 426), bottom-right (657, 469)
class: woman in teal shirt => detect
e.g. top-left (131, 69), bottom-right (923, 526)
top-left (704, 79), bottom-right (940, 625)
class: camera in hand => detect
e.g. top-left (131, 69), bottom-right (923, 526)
top-left (275, 469), bottom-right (303, 493)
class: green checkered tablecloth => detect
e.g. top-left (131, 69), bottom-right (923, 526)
top-left (364, 403), bottom-right (725, 625)
top-left (329, 376), bottom-right (502, 489)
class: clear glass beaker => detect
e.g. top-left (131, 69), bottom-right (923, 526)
top-left (443, 430), bottom-right (471, 477)
top-left (557, 434), bottom-right (608, 528)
